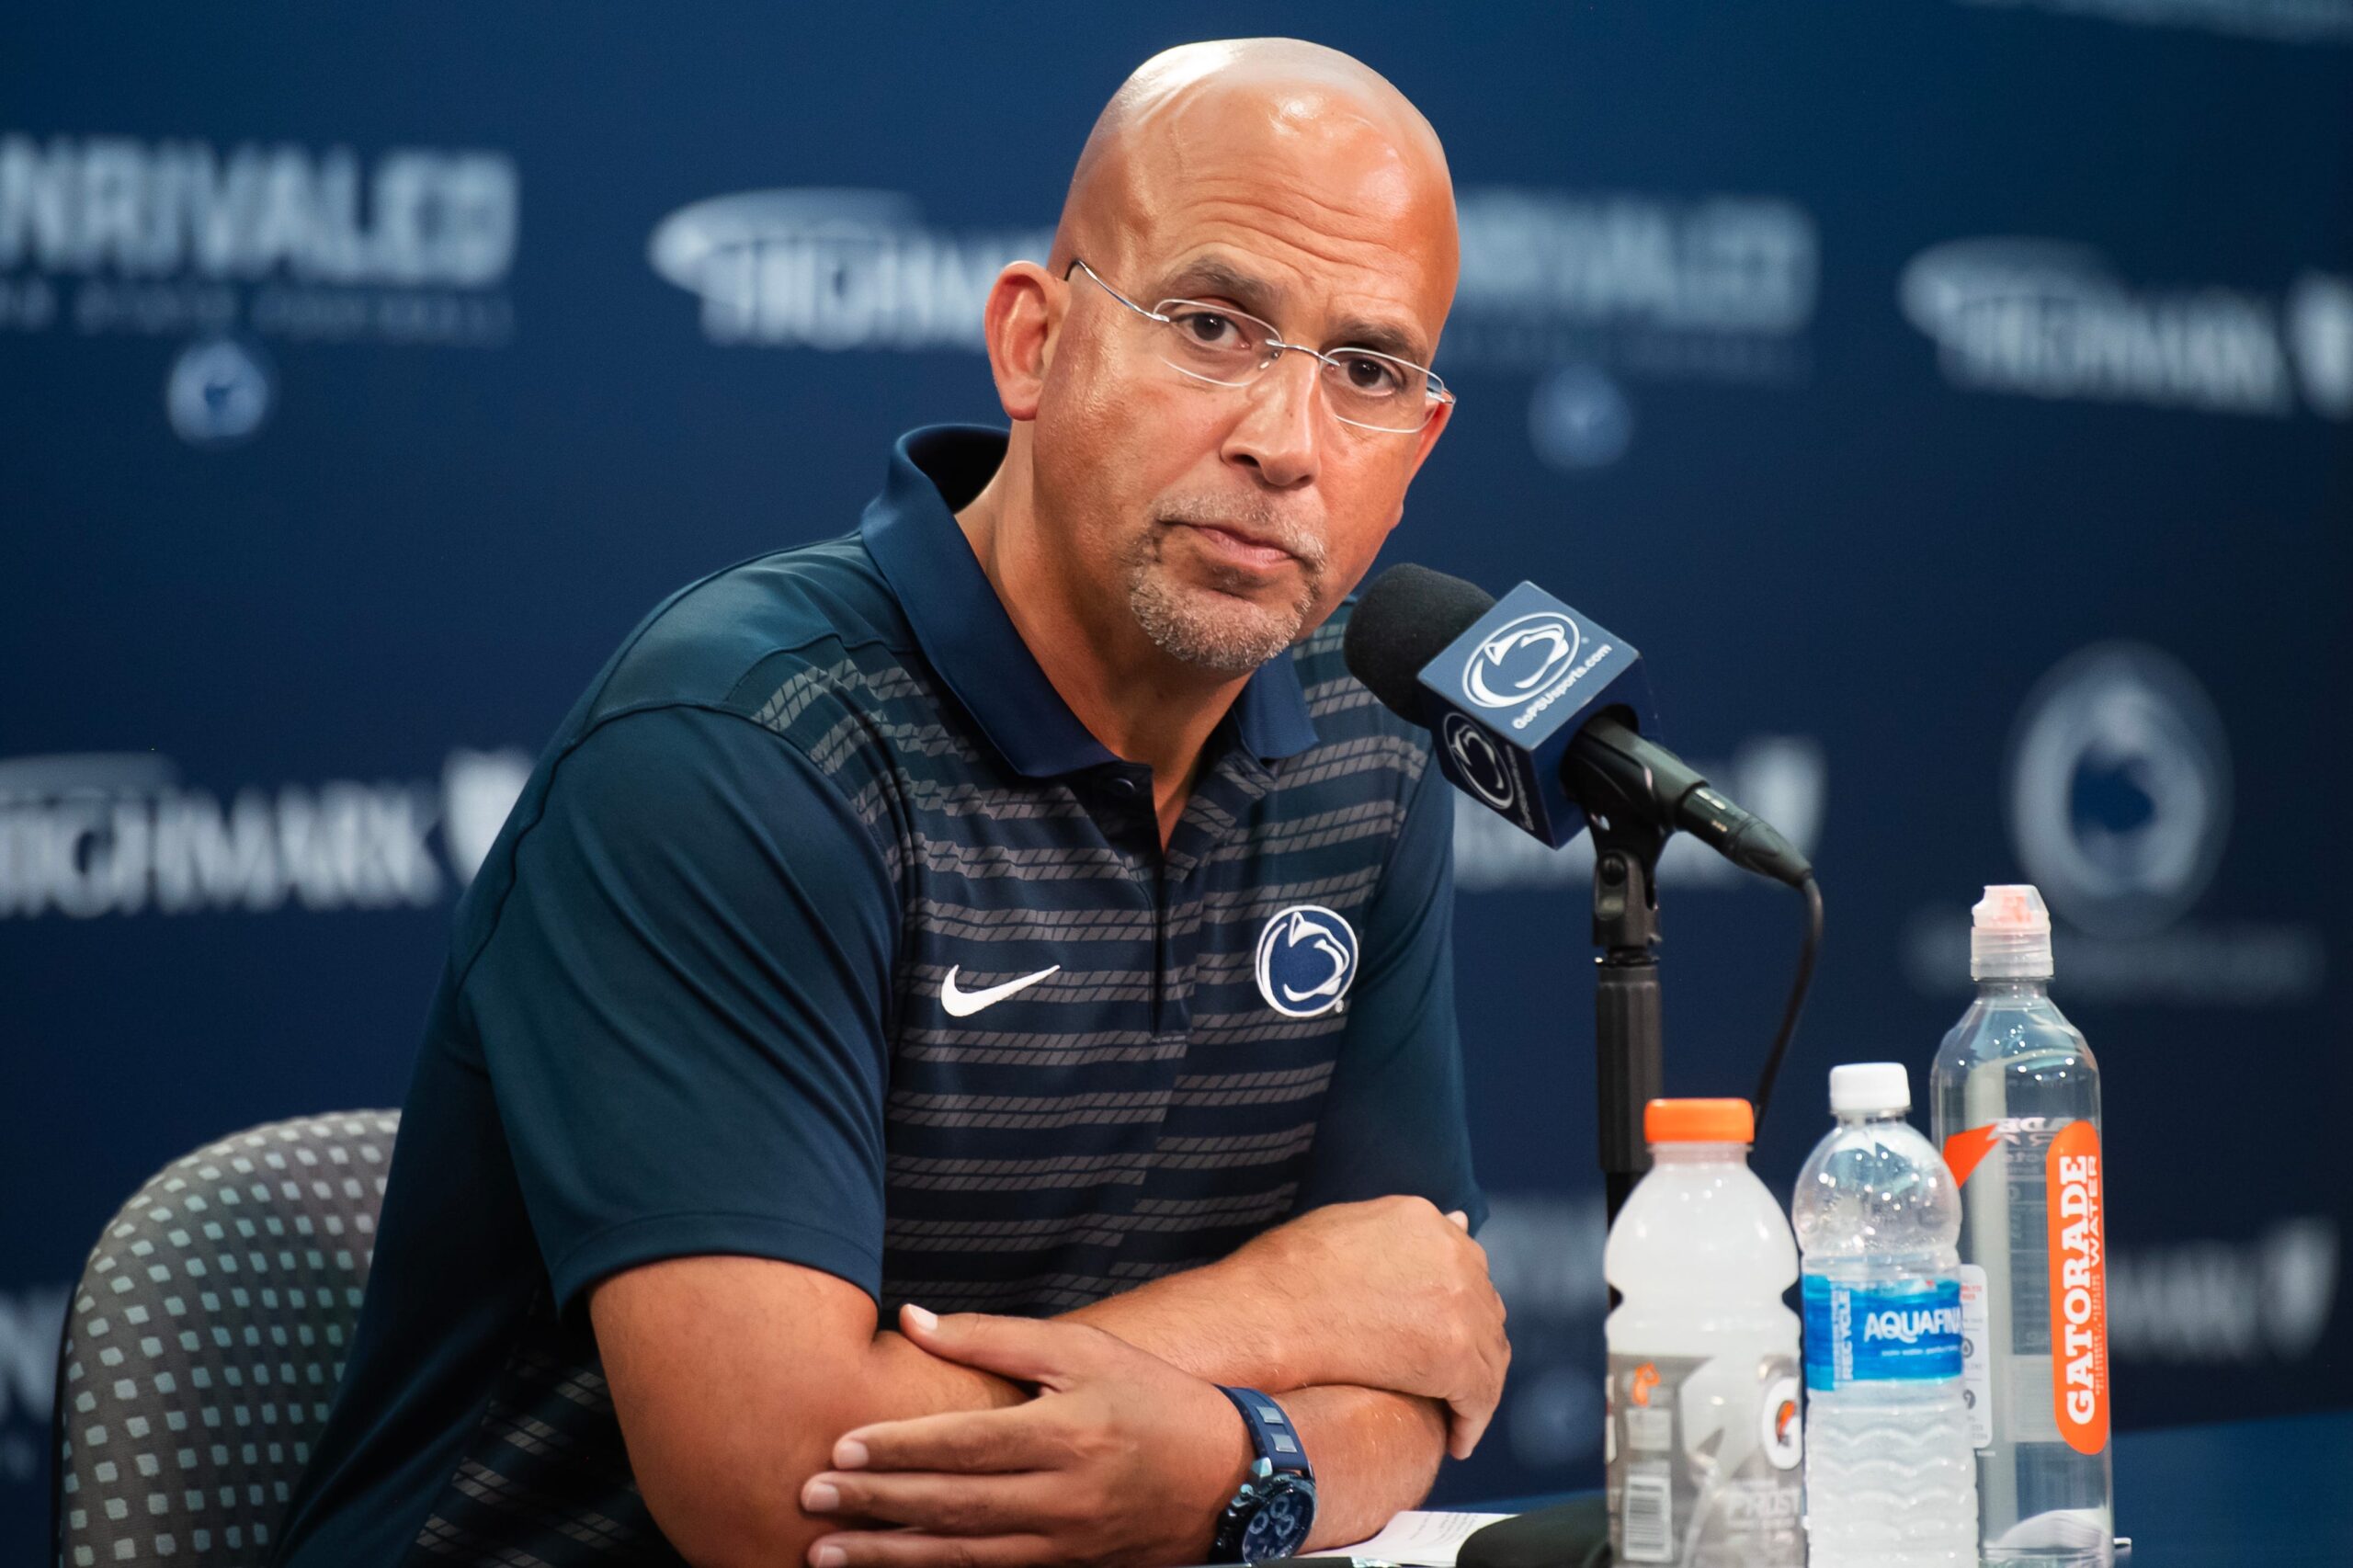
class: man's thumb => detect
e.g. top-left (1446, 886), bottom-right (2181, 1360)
top-left (898, 1303), bottom-right (1069, 1384)
top-left (1446, 1209), bottom-right (1471, 1231)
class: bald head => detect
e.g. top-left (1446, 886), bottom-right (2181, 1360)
top-left (971, 41), bottom-right (1460, 691)
top-left (1051, 39), bottom-right (1458, 326)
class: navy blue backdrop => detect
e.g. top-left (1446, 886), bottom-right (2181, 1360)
top-left (6, 2), bottom-right (2349, 1548)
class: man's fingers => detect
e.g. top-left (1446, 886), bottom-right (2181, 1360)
top-left (1447, 1402), bottom-right (1490, 1461)
top-left (809, 1528), bottom-right (1057, 1568)
top-left (1445, 1209), bottom-right (1470, 1231)
top-left (894, 1303), bottom-right (1091, 1387)
top-left (1463, 1317), bottom-right (1511, 1459)
top-left (1444, 1287), bottom-right (1512, 1460)
top-left (1445, 1374), bottom-right (1495, 1461)
top-left (803, 1469), bottom-right (1063, 1534)
top-left (835, 1402), bottom-right (1055, 1474)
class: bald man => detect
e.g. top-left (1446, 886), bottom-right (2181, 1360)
top-left (272, 40), bottom-right (1502, 1568)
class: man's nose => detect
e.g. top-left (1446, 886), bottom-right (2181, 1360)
top-left (1222, 349), bottom-right (1323, 490)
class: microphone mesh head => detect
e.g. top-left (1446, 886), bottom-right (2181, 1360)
top-left (1342, 564), bottom-right (1498, 724)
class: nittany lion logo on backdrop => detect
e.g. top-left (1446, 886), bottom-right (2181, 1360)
top-left (2007, 642), bottom-right (2231, 937)
top-left (1255, 904), bottom-right (1359, 1018)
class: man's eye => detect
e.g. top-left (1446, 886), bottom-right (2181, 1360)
top-left (1339, 354), bottom-right (1405, 394)
top-left (1177, 311), bottom-right (1239, 346)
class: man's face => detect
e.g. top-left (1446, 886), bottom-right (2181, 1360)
top-left (1029, 97), bottom-right (1455, 677)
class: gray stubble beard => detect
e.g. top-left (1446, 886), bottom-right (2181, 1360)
top-left (1122, 510), bottom-right (1325, 677)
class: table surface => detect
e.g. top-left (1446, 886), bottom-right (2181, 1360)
top-left (1462, 1407), bottom-right (2353, 1567)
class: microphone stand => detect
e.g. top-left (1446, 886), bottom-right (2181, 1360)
top-left (1435, 822), bottom-right (1653, 1568)
top-left (1588, 811), bottom-right (1669, 1226)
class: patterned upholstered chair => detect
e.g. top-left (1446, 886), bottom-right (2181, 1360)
top-left (51, 1112), bottom-right (399, 1568)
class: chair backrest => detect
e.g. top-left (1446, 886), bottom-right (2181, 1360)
top-left (51, 1111), bottom-right (400, 1568)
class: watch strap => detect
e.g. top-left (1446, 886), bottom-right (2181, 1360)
top-left (1217, 1386), bottom-right (1312, 1478)
top-left (1211, 1387), bottom-right (1315, 1563)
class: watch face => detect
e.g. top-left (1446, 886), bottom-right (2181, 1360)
top-left (1240, 1473), bottom-right (1316, 1561)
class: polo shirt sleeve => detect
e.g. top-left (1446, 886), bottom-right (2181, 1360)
top-left (1291, 750), bottom-right (1489, 1233)
top-left (456, 702), bottom-right (900, 1317)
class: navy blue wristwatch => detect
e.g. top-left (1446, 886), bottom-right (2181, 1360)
top-left (1211, 1386), bottom-right (1317, 1563)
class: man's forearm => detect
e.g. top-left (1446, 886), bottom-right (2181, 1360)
top-left (892, 1321), bottom-right (1450, 1551)
top-left (1286, 1386), bottom-right (1449, 1551)
top-left (830, 1273), bottom-right (1308, 1418)
top-left (821, 1265), bottom-right (1297, 1426)
top-left (1058, 1198), bottom-right (1511, 1464)
top-left (1060, 1250), bottom-right (1313, 1390)
top-left (1063, 1278), bottom-right (1453, 1552)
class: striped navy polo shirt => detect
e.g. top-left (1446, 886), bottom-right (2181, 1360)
top-left (274, 426), bottom-right (1483, 1568)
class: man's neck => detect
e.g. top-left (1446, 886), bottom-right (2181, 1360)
top-left (953, 454), bottom-right (1249, 848)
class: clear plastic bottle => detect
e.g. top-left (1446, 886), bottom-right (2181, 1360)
top-left (1793, 1062), bottom-right (1978, 1568)
top-left (1931, 884), bottom-right (2114, 1567)
top-left (1604, 1098), bottom-right (1804, 1567)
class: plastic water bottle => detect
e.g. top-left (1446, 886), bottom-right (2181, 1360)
top-left (1931, 885), bottom-right (2114, 1566)
top-left (1604, 1098), bottom-right (1804, 1567)
top-left (1794, 1062), bottom-right (1978, 1567)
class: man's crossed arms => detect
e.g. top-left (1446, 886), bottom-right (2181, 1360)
top-left (590, 1195), bottom-right (1510, 1568)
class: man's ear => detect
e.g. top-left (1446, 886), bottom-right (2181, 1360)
top-left (982, 261), bottom-right (1057, 422)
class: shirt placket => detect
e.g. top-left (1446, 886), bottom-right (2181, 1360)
top-left (1117, 747), bottom-right (1271, 1240)
top-left (1154, 744), bottom-right (1269, 1045)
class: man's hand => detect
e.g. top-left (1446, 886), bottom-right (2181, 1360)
top-left (800, 1305), bottom-right (1251, 1568)
top-left (1228, 1196), bottom-right (1508, 1458)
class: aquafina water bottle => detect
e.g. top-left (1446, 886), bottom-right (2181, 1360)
top-left (1794, 1062), bottom-right (1978, 1567)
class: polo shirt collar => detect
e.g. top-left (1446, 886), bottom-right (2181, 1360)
top-left (860, 426), bottom-right (1320, 778)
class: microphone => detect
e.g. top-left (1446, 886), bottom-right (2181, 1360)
top-left (1343, 564), bottom-right (1813, 889)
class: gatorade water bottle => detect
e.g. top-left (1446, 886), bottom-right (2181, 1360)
top-left (1603, 1098), bottom-right (1804, 1567)
top-left (1931, 885), bottom-right (2114, 1566)
top-left (1794, 1062), bottom-right (1978, 1568)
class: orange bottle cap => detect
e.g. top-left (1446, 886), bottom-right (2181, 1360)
top-left (1644, 1097), bottom-right (1756, 1144)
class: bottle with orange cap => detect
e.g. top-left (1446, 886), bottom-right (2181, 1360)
top-left (1602, 1096), bottom-right (1804, 1567)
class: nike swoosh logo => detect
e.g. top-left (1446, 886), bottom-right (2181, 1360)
top-left (938, 964), bottom-right (1062, 1017)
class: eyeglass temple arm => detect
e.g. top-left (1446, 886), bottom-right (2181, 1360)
top-left (1063, 257), bottom-right (1167, 324)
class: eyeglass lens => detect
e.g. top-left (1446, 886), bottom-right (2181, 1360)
top-left (1154, 301), bottom-right (1437, 432)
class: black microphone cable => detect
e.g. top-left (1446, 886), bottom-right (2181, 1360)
top-left (1750, 872), bottom-right (1823, 1136)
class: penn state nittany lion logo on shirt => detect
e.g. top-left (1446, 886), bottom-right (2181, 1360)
top-left (1254, 904), bottom-right (1359, 1018)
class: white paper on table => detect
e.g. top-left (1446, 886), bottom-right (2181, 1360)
top-left (1322, 1509), bottom-right (1514, 1565)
